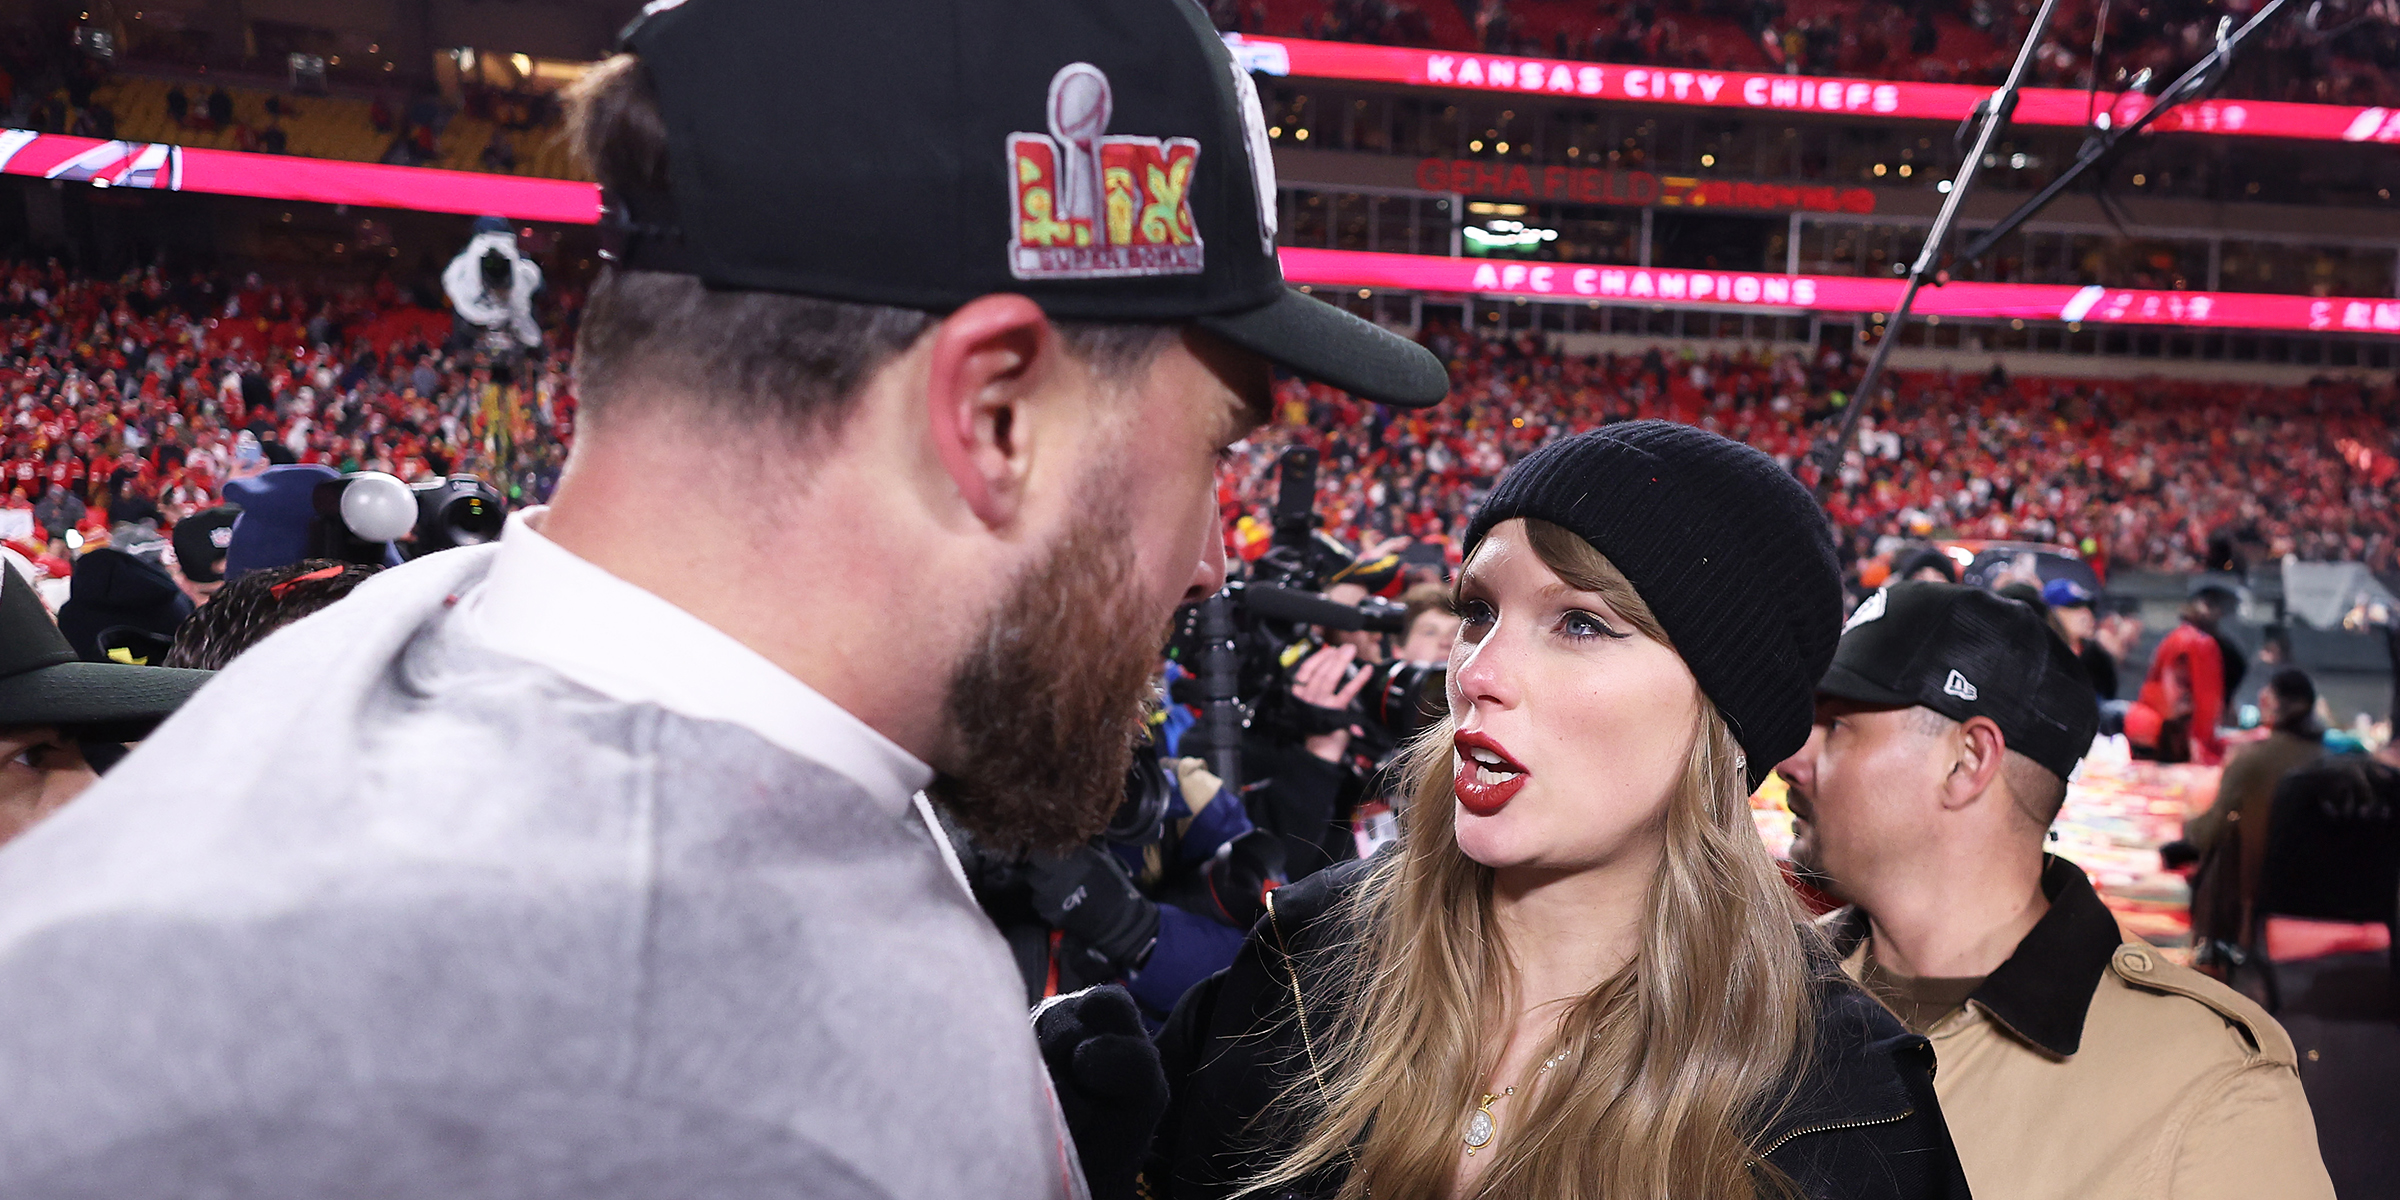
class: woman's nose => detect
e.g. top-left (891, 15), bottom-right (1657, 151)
top-left (1449, 619), bottom-right (1522, 713)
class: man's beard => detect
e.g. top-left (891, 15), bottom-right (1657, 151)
top-left (927, 503), bottom-right (1167, 854)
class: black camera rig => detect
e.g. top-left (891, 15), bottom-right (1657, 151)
top-left (1169, 445), bottom-right (1447, 792)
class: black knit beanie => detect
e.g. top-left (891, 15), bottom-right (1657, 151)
top-left (1462, 421), bottom-right (1842, 788)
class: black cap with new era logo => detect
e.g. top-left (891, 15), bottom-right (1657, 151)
top-left (1818, 581), bottom-right (2101, 781)
top-left (606, 0), bottom-right (1448, 408)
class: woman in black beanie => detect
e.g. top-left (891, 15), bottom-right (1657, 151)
top-left (1146, 422), bottom-right (1968, 1200)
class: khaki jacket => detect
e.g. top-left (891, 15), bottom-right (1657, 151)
top-left (1830, 857), bottom-right (2334, 1200)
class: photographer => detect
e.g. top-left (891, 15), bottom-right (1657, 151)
top-left (1187, 457), bottom-right (1450, 884)
top-left (1237, 563), bottom-right (1446, 883)
top-left (1243, 642), bottom-right (1375, 881)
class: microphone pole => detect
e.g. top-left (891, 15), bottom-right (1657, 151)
top-left (1196, 589), bottom-right (1244, 795)
top-left (1955, 0), bottom-right (2296, 268)
top-left (1812, 0), bottom-right (2068, 504)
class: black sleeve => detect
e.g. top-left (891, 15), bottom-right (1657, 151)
top-left (1242, 744), bottom-right (1358, 884)
top-left (1145, 940), bottom-right (1285, 1200)
top-left (1146, 966), bottom-right (1226, 1197)
top-left (1144, 863), bottom-right (1367, 1200)
top-left (1883, 1037), bottom-right (1975, 1200)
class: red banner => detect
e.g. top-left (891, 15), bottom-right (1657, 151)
top-left (1418, 157), bottom-right (1875, 212)
top-left (1278, 247), bottom-right (2400, 335)
top-left (1225, 33), bottom-right (2400, 145)
top-left (0, 128), bottom-right (599, 224)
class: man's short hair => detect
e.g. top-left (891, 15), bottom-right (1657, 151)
top-left (2188, 583), bottom-right (2240, 618)
top-left (1398, 581), bottom-right (1450, 633)
top-left (2267, 667), bottom-right (2316, 714)
top-left (1906, 706), bottom-right (2070, 829)
top-left (1897, 548), bottom-right (1960, 583)
top-left (563, 55), bottom-right (1177, 441)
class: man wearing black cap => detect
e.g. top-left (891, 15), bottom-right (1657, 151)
top-left (0, 3), bottom-right (1444, 1199)
top-left (167, 503), bottom-right (239, 605)
top-left (1775, 582), bottom-right (2331, 1200)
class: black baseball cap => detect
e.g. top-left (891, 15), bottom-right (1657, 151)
top-left (171, 504), bottom-right (240, 585)
top-left (606, 0), bottom-right (1448, 409)
top-left (1818, 581), bottom-right (2100, 781)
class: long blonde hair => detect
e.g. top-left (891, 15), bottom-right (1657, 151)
top-left (1246, 519), bottom-right (1818, 1200)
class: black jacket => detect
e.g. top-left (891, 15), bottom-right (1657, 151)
top-left (1145, 859), bottom-right (1971, 1200)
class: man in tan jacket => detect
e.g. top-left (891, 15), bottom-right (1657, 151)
top-left (1776, 582), bottom-right (2333, 1200)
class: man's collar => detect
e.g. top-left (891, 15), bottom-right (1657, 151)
top-left (461, 509), bottom-right (934, 814)
top-left (1964, 854), bottom-right (2122, 1058)
top-left (1828, 855), bottom-right (2120, 1058)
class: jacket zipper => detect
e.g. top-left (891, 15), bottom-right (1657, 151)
top-left (1752, 1108), bottom-right (1914, 1161)
top-left (1264, 890), bottom-right (1332, 1100)
top-left (1268, 892), bottom-right (1373, 1198)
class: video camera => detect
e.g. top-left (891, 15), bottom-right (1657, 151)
top-left (1168, 445), bottom-right (1447, 790)
top-left (308, 472), bottom-right (508, 566)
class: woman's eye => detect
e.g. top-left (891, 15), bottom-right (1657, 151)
top-left (1562, 610), bottom-right (1627, 641)
top-left (1457, 599), bottom-right (1495, 629)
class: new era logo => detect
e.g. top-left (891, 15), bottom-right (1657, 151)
top-left (1943, 670), bottom-right (1979, 702)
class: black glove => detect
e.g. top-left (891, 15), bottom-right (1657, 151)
top-left (1035, 985), bottom-right (1169, 1200)
top-left (1201, 828), bottom-right (1287, 932)
top-left (1025, 844), bottom-right (1160, 977)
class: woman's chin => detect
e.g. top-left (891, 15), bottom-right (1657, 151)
top-left (1453, 805), bottom-right (1544, 870)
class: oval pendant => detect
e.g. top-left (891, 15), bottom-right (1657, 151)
top-left (1464, 1108), bottom-right (1495, 1149)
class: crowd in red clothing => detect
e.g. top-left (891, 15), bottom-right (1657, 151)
top-left (0, 259), bottom-right (574, 550)
top-left (1211, 0), bottom-right (2400, 106)
top-left (9, 259), bottom-right (2398, 584)
top-left (1225, 326), bottom-right (2400, 580)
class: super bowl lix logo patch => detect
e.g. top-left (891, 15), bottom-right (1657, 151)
top-left (1008, 63), bottom-right (1204, 280)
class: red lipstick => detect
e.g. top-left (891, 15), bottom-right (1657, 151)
top-left (1453, 730), bottom-right (1528, 816)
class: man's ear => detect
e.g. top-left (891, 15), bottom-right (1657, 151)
top-left (1940, 716), bottom-right (2009, 812)
top-left (925, 293), bottom-right (1062, 530)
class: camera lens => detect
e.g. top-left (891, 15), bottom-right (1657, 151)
top-left (442, 494), bottom-right (505, 545)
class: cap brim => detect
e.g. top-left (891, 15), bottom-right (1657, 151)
top-left (1196, 287), bottom-right (1449, 408)
top-left (0, 660), bottom-right (214, 733)
top-left (1815, 661), bottom-right (1919, 709)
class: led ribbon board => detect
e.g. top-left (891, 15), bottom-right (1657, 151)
top-left (0, 128), bottom-right (598, 224)
top-left (1222, 33), bottom-right (2400, 145)
top-left (1279, 247), bottom-right (2400, 336)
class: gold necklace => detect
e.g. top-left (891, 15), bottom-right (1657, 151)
top-left (1462, 1049), bottom-right (1572, 1156)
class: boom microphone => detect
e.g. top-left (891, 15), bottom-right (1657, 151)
top-left (1240, 583), bottom-right (1376, 630)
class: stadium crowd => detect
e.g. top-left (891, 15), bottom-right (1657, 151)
top-left (0, 258), bottom-right (573, 558)
top-left (1225, 323), bottom-right (2400, 578)
top-left (6, 258), bottom-right (2399, 587)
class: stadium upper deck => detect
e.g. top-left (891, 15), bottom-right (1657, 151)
top-left (5, 1), bottom-right (2399, 369)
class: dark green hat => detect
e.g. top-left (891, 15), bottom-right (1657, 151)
top-left (0, 566), bottom-right (213, 741)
